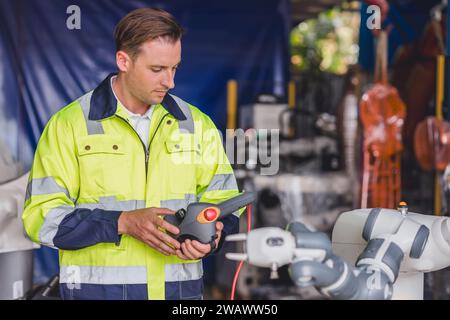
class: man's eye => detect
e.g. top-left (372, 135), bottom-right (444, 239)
top-left (151, 68), bottom-right (162, 72)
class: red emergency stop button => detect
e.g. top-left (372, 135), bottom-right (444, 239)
top-left (196, 207), bottom-right (221, 224)
top-left (204, 208), bottom-right (218, 221)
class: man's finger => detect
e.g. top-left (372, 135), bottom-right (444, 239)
top-left (176, 249), bottom-right (190, 260)
top-left (155, 229), bottom-right (181, 250)
top-left (146, 234), bottom-right (176, 255)
top-left (181, 242), bottom-right (197, 260)
top-left (157, 241), bottom-right (176, 255)
top-left (215, 221), bottom-right (224, 231)
top-left (156, 218), bottom-right (180, 235)
top-left (214, 222), bottom-right (223, 248)
top-left (191, 240), bottom-right (211, 254)
top-left (185, 239), bottom-right (204, 258)
top-left (146, 239), bottom-right (171, 256)
top-left (151, 207), bottom-right (176, 215)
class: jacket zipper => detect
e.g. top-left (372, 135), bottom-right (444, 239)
top-left (147, 113), bottom-right (169, 160)
top-left (116, 113), bottom-right (169, 177)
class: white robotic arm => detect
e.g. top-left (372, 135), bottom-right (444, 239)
top-left (227, 221), bottom-right (396, 299)
top-left (226, 204), bottom-right (450, 300)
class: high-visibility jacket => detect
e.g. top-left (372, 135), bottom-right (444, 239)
top-left (22, 73), bottom-right (241, 300)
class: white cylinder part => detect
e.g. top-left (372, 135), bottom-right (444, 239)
top-left (246, 228), bottom-right (295, 268)
top-left (332, 208), bottom-right (450, 299)
top-left (333, 209), bottom-right (450, 272)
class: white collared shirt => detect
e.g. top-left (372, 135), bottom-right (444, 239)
top-left (110, 76), bottom-right (154, 149)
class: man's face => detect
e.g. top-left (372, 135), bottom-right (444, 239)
top-left (121, 37), bottom-right (181, 105)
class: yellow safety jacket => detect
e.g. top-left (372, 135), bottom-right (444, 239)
top-left (22, 73), bottom-right (240, 300)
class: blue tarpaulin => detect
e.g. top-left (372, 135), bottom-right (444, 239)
top-left (0, 0), bottom-right (290, 284)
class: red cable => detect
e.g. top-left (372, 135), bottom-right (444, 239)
top-left (230, 204), bottom-right (252, 300)
top-left (230, 260), bottom-right (244, 300)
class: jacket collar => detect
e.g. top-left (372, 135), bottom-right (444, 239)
top-left (89, 73), bottom-right (187, 121)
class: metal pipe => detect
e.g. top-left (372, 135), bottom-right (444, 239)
top-left (227, 80), bottom-right (238, 129)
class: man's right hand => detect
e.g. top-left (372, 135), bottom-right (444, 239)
top-left (118, 207), bottom-right (181, 256)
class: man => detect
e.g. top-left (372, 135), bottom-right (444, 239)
top-left (22, 8), bottom-right (240, 300)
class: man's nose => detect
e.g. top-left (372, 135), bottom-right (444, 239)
top-left (161, 70), bottom-right (175, 90)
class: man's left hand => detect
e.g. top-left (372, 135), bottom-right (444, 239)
top-left (176, 221), bottom-right (224, 260)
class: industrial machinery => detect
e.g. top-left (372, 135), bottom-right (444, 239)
top-left (0, 139), bottom-right (23, 185)
top-left (0, 172), bottom-right (38, 299)
top-left (360, 31), bottom-right (406, 209)
top-left (227, 92), bottom-right (354, 298)
top-left (226, 203), bottom-right (450, 299)
top-left (252, 173), bottom-right (352, 232)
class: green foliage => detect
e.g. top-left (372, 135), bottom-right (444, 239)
top-left (291, 7), bottom-right (360, 75)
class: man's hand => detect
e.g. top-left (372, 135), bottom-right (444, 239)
top-left (175, 221), bottom-right (224, 260)
top-left (118, 207), bottom-right (181, 256)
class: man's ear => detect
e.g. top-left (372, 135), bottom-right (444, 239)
top-left (116, 50), bottom-right (131, 72)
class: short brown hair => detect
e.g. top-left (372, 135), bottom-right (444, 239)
top-left (114, 8), bottom-right (183, 59)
